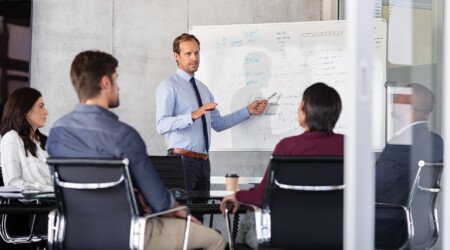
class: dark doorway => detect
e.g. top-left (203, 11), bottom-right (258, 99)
top-left (0, 1), bottom-right (32, 248)
top-left (0, 0), bottom-right (32, 119)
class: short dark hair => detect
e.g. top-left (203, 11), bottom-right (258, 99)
top-left (70, 50), bottom-right (118, 102)
top-left (302, 82), bottom-right (342, 134)
top-left (0, 87), bottom-right (47, 157)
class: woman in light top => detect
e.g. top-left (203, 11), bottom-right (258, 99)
top-left (0, 87), bottom-right (52, 190)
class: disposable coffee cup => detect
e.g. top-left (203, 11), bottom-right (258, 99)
top-left (225, 173), bottom-right (239, 192)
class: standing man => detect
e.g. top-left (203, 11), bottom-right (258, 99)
top-left (47, 50), bottom-right (226, 250)
top-left (156, 33), bottom-right (267, 193)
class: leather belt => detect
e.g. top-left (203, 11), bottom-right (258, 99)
top-left (169, 148), bottom-right (208, 160)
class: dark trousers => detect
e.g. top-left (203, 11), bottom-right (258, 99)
top-left (167, 152), bottom-right (211, 192)
top-left (168, 152), bottom-right (211, 223)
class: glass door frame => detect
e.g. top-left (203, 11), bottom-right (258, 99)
top-left (344, 1), bottom-right (376, 249)
top-left (441, 1), bottom-right (450, 249)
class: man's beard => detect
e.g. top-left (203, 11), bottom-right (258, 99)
top-left (109, 98), bottom-right (119, 108)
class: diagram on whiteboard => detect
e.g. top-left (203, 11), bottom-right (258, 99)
top-left (190, 19), bottom-right (387, 151)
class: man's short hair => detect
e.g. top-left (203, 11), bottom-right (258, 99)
top-left (70, 50), bottom-right (118, 102)
top-left (303, 82), bottom-right (342, 134)
top-left (173, 33), bottom-right (200, 55)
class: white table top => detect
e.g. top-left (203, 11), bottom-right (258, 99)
top-left (0, 186), bottom-right (54, 199)
top-left (209, 190), bottom-right (235, 197)
top-left (210, 176), bottom-right (263, 185)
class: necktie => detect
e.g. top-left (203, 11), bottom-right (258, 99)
top-left (190, 77), bottom-right (209, 152)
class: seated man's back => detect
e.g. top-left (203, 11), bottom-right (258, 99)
top-left (375, 83), bottom-right (443, 249)
top-left (47, 104), bottom-right (174, 213)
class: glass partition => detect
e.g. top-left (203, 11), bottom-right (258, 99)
top-left (377, 0), bottom-right (443, 249)
top-left (338, 0), bottom-right (444, 248)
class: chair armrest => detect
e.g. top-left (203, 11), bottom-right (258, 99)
top-left (0, 199), bottom-right (48, 244)
top-left (375, 202), bottom-right (410, 223)
top-left (47, 209), bottom-right (58, 250)
top-left (136, 206), bottom-right (191, 250)
top-left (375, 202), bottom-right (408, 209)
top-left (142, 205), bottom-right (191, 219)
top-left (225, 199), bottom-right (261, 212)
top-left (224, 200), bottom-right (267, 250)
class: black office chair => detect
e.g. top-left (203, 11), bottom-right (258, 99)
top-left (149, 155), bottom-right (187, 196)
top-left (0, 166), bottom-right (47, 246)
top-left (46, 158), bottom-right (191, 250)
top-left (225, 156), bottom-right (344, 250)
top-left (375, 160), bottom-right (443, 250)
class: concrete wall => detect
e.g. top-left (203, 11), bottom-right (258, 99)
top-left (31, 0), bottom-right (323, 179)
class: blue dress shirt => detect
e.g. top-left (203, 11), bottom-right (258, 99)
top-left (47, 104), bottom-right (174, 213)
top-left (156, 68), bottom-right (250, 154)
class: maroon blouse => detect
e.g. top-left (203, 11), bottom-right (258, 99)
top-left (235, 131), bottom-right (344, 207)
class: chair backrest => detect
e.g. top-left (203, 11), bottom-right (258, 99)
top-left (407, 160), bottom-right (443, 249)
top-left (47, 158), bottom-right (139, 250)
top-left (263, 156), bottom-right (344, 249)
top-left (149, 155), bottom-right (186, 193)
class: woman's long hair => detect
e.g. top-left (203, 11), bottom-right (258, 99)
top-left (0, 88), bottom-right (47, 157)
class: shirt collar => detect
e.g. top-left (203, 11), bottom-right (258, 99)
top-left (394, 121), bottom-right (427, 137)
top-left (75, 103), bottom-right (119, 121)
top-left (176, 68), bottom-right (194, 83)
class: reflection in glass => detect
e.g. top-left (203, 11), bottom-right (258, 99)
top-left (375, 84), bottom-right (443, 248)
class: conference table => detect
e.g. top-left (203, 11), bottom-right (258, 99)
top-left (0, 188), bottom-right (243, 223)
top-left (0, 189), bottom-right (237, 213)
top-left (0, 187), bottom-right (55, 214)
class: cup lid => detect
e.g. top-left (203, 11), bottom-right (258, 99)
top-left (225, 173), bottom-right (239, 177)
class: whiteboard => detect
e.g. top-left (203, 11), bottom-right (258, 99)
top-left (190, 19), bottom-right (387, 151)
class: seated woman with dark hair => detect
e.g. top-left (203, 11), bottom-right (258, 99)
top-left (0, 87), bottom-right (51, 189)
top-left (220, 82), bottom-right (344, 249)
top-left (0, 88), bottom-right (51, 241)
